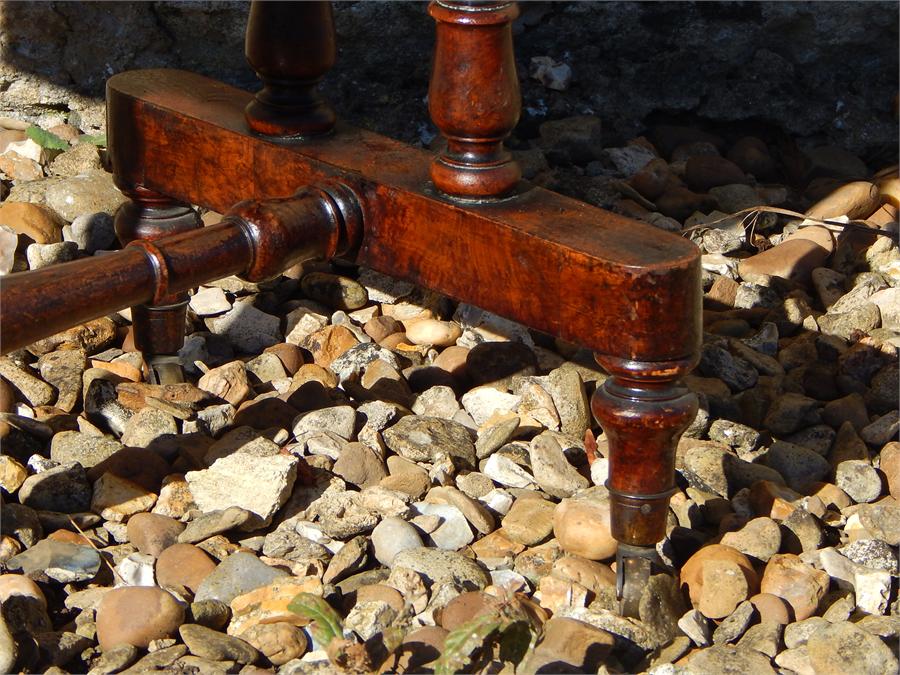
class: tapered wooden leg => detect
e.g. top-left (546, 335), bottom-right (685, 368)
top-left (244, 0), bottom-right (336, 137)
top-left (428, 0), bottom-right (521, 199)
top-left (114, 187), bottom-right (201, 382)
top-left (591, 354), bottom-right (699, 615)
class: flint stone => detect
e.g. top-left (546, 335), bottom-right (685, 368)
top-left (7, 539), bottom-right (100, 582)
top-left (391, 547), bottom-right (490, 590)
top-left (19, 463), bottom-right (92, 513)
top-left (194, 551), bottom-right (289, 604)
top-left (384, 415), bottom-right (475, 468)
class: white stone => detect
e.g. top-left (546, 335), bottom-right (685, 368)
top-left (479, 489), bottom-right (514, 516)
top-left (371, 516), bottom-right (423, 566)
top-left (413, 502), bottom-right (473, 550)
top-left (482, 454), bottom-right (536, 489)
top-left (405, 319), bottom-right (462, 347)
top-left (189, 287), bottom-right (231, 316)
top-left (282, 300), bottom-right (327, 341)
top-left (678, 609), bottom-right (711, 646)
top-left (591, 458), bottom-right (610, 487)
top-left (461, 387), bottom-right (521, 426)
top-left (114, 553), bottom-right (155, 588)
top-left (185, 453), bottom-right (298, 528)
top-left (292, 406), bottom-right (357, 441)
top-left (412, 386), bottom-right (461, 419)
top-left (453, 303), bottom-right (535, 347)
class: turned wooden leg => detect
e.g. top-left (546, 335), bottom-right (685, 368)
top-left (244, 0), bottom-right (336, 137)
top-left (428, 0), bottom-right (521, 199)
top-left (114, 187), bottom-right (201, 382)
top-left (591, 354), bottom-right (699, 615)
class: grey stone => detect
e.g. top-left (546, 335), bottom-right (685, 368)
top-left (707, 419), bottom-right (762, 455)
top-left (49, 430), bottom-right (122, 467)
top-left (36, 348), bottom-right (86, 412)
top-left (179, 624), bottom-right (259, 665)
top-left (412, 502), bottom-right (473, 550)
top-left (305, 490), bottom-right (379, 539)
top-left (19, 462), bottom-right (92, 513)
top-left (807, 621), bottom-right (898, 675)
top-left (711, 600), bottom-right (756, 644)
top-left (763, 440), bottom-right (830, 492)
top-left (698, 344), bottom-right (757, 392)
top-left (293, 405), bottom-right (357, 441)
top-left (261, 528), bottom-right (330, 562)
top-left (720, 517), bottom-right (781, 562)
top-left (781, 508), bottom-right (824, 554)
top-left (194, 551), bottom-right (289, 604)
top-left (323, 535), bottom-right (369, 584)
top-left (84, 378), bottom-right (132, 436)
top-left (7, 538), bottom-right (101, 582)
top-left (528, 431), bottom-right (589, 498)
top-left (834, 460), bottom-right (882, 503)
top-left (1, 503), bottom-right (43, 547)
top-left (328, 343), bottom-right (400, 383)
top-left (391, 547), bottom-right (490, 590)
top-left (817, 303), bottom-right (881, 341)
top-left (763, 393), bottom-right (821, 435)
top-left (189, 287), bottom-right (231, 317)
top-left (343, 600), bottom-right (397, 641)
top-left (839, 539), bottom-right (898, 575)
top-left (300, 272), bottom-right (368, 311)
top-left (0, 357), bottom-right (54, 407)
top-left (63, 211), bottom-right (116, 253)
top-left (678, 609), bottom-right (711, 647)
top-left (179, 507), bottom-right (254, 544)
top-left (44, 171), bottom-right (128, 220)
top-left (205, 302), bottom-right (282, 354)
top-left (861, 410), bottom-right (900, 446)
top-left (681, 441), bottom-right (783, 497)
top-left (384, 415), bottom-right (476, 468)
top-left (858, 502), bottom-right (900, 546)
top-left (474, 417), bottom-right (520, 460)
top-left (547, 366), bottom-right (591, 439)
top-left (412, 385), bottom-right (460, 419)
top-left (26, 240), bottom-right (78, 270)
top-left (120, 407), bottom-right (178, 449)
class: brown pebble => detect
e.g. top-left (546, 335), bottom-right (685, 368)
top-left (680, 544), bottom-right (758, 619)
top-left (364, 315), bottom-right (403, 343)
top-left (263, 343), bottom-right (304, 375)
top-left (685, 155), bottom-right (748, 192)
top-left (156, 543), bottom-right (217, 593)
top-left (127, 512), bottom-right (185, 558)
top-left (759, 553), bottom-right (829, 621)
top-left (438, 591), bottom-right (502, 631)
top-left (0, 378), bottom-right (15, 413)
top-left (96, 586), bottom-right (185, 650)
top-left (748, 593), bottom-right (793, 625)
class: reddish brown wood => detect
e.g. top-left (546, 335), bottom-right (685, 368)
top-left (0, 185), bottom-right (359, 354)
top-left (114, 188), bottom-right (201, 356)
top-left (244, 0), bottom-right (336, 137)
top-left (591, 355), bottom-right (699, 547)
top-left (428, 1), bottom-right (521, 198)
top-left (102, 69), bottom-right (701, 364)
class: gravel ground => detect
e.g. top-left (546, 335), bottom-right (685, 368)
top-left (0, 91), bottom-right (898, 674)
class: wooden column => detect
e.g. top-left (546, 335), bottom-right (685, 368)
top-left (591, 355), bottom-right (699, 549)
top-left (114, 187), bottom-right (201, 360)
top-left (428, 0), bottom-right (521, 199)
top-left (244, 0), bottom-right (336, 137)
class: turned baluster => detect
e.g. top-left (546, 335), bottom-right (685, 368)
top-left (114, 187), bottom-right (201, 380)
top-left (428, 0), bottom-right (522, 199)
top-left (244, 0), bottom-right (336, 137)
top-left (591, 355), bottom-right (699, 614)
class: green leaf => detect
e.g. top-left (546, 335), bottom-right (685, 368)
top-left (497, 620), bottom-right (537, 666)
top-left (78, 134), bottom-right (107, 147)
top-left (287, 593), bottom-right (344, 647)
top-left (434, 614), bottom-right (502, 675)
top-left (25, 126), bottom-right (69, 151)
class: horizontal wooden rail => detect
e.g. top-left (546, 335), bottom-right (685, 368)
top-left (106, 69), bottom-right (702, 364)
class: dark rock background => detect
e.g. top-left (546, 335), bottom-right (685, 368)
top-left (1, 1), bottom-right (897, 159)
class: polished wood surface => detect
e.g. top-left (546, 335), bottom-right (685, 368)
top-left (1, 187), bottom-right (357, 354)
top-left (428, 1), bottom-right (522, 198)
top-left (106, 69), bottom-right (701, 364)
top-left (244, 0), bottom-right (336, 137)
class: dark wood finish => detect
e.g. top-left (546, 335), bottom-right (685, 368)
top-left (592, 355), bottom-right (699, 547)
top-left (0, 186), bottom-right (359, 354)
top-left (244, 0), bottom-right (336, 137)
top-left (428, 1), bottom-right (521, 198)
top-left (113, 188), bottom-right (201, 356)
top-left (103, 69), bottom-right (701, 364)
